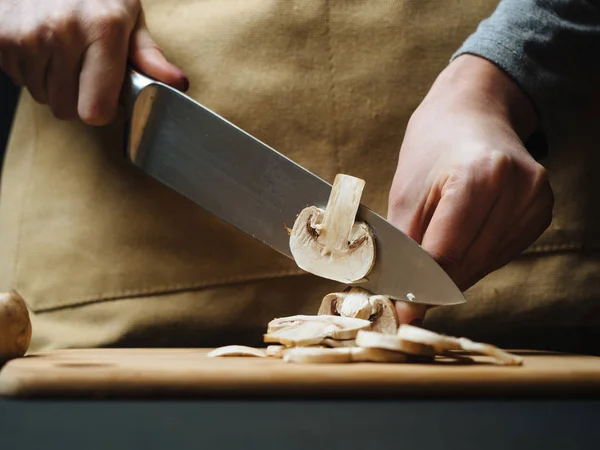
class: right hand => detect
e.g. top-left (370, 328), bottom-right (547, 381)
top-left (0, 0), bottom-right (188, 125)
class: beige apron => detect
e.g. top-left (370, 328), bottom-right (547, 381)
top-left (1, 0), bottom-right (598, 354)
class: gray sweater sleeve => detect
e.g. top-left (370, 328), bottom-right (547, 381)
top-left (452, 0), bottom-right (600, 154)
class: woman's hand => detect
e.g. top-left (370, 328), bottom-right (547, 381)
top-left (389, 55), bottom-right (554, 324)
top-left (0, 0), bottom-right (188, 125)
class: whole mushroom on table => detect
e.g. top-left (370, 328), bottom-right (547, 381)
top-left (0, 291), bottom-right (32, 362)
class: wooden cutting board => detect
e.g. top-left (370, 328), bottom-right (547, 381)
top-left (1, 348), bottom-right (600, 398)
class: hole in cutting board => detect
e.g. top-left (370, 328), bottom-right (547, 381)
top-left (54, 362), bottom-right (115, 368)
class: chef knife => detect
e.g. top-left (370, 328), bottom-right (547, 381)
top-left (122, 70), bottom-right (465, 306)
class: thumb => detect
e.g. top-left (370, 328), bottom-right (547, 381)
top-left (128, 12), bottom-right (189, 92)
top-left (394, 301), bottom-right (429, 327)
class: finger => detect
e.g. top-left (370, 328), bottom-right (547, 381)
top-left (0, 50), bottom-right (25, 86)
top-left (388, 182), bottom-right (440, 244)
top-left (22, 49), bottom-right (50, 104)
top-left (128, 11), bottom-right (188, 91)
top-left (469, 169), bottom-right (553, 284)
top-left (420, 164), bottom-right (502, 282)
top-left (46, 49), bottom-right (81, 120)
top-left (484, 194), bottom-right (553, 276)
top-left (394, 301), bottom-right (429, 326)
top-left (77, 28), bottom-right (129, 125)
top-left (453, 167), bottom-right (517, 289)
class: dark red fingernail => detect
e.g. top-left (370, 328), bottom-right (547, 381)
top-left (409, 319), bottom-right (423, 327)
top-left (182, 76), bottom-right (190, 92)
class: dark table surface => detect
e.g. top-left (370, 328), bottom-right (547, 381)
top-left (1, 397), bottom-right (600, 450)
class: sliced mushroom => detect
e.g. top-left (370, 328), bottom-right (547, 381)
top-left (318, 292), bottom-right (343, 316)
top-left (318, 288), bottom-right (398, 335)
top-left (457, 338), bottom-right (523, 366)
top-left (318, 287), bottom-right (372, 319)
top-left (207, 345), bottom-right (267, 358)
top-left (397, 324), bottom-right (462, 352)
top-left (266, 315), bottom-right (370, 340)
top-left (397, 324), bottom-right (523, 366)
top-left (283, 347), bottom-right (354, 364)
top-left (367, 295), bottom-right (399, 334)
top-left (0, 291), bottom-right (32, 362)
top-left (337, 288), bottom-right (373, 320)
top-left (437, 351), bottom-right (475, 363)
top-left (321, 338), bottom-right (356, 348)
top-left (289, 174), bottom-right (376, 283)
top-left (355, 330), bottom-right (435, 357)
top-left (266, 345), bottom-right (286, 358)
top-left (283, 346), bottom-right (408, 364)
top-left (351, 347), bottom-right (408, 363)
top-left (264, 321), bottom-right (337, 347)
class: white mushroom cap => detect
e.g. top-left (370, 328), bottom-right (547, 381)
top-left (289, 175), bottom-right (376, 283)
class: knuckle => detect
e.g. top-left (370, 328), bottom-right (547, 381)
top-left (43, 16), bottom-right (79, 48)
top-left (388, 187), bottom-right (410, 212)
top-left (93, 9), bottom-right (130, 41)
top-left (531, 163), bottom-right (550, 189)
top-left (478, 149), bottom-right (514, 183)
top-left (0, 31), bottom-right (15, 50)
top-left (17, 28), bottom-right (43, 50)
top-left (530, 163), bottom-right (555, 204)
top-left (446, 149), bottom-right (515, 196)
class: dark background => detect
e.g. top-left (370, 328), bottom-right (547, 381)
top-left (0, 71), bottom-right (19, 167)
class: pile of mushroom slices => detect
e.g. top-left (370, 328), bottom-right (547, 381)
top-left (208, 287), bottom-right (523, 366)
top-left (209, 173), bottom-right (522, 366)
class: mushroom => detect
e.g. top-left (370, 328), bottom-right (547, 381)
top-left (366, 295), bottom-right (399, 335)
top-left (207, 345), bottom-right (267, 358)
top-left (396, 325), bottom-right (462, 351)
top-left (397, 324), bottom-right (523, 366)
top-left (351, 347), bottom-right (408, 363)
top-left (337, 288), bottom-right (372, 320)
top-left (457, 338), bottom-right (523, 366)
top-left (264, 321), bottom-right (338, 347)
top-left (283, 346), bottom-right (408, 364)
top-left (283, 347), bottom-right (355, 364)
top-left (321, 338), bottom-right (356, 348)
top-left (267, 315), bottom-right (370, 337)
top-left (264, 315), bottom-right (371, 347)
top-left (318, 288), bottom-right (399, 335)
top-left (318, 288), bottom-right (372, 319)
top-left (355, 330), bottom-right (435, 357)
top-left (0, 291), bottom-right (32, 362)
top-left (266, 345), bottom-right (286, 358)
top-left (289, 174), bottom-right (376, 284)
top-left (317, 292), bottom-right (343, 316)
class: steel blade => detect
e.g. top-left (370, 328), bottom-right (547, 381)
top-left (125, 75), bottom-right (466, 306)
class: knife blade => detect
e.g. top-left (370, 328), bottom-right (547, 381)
top-left (123, 71), bottom-right (465, 306)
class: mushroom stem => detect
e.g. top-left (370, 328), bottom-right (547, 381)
top-left (319, 174), bottom-right (366, 252)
